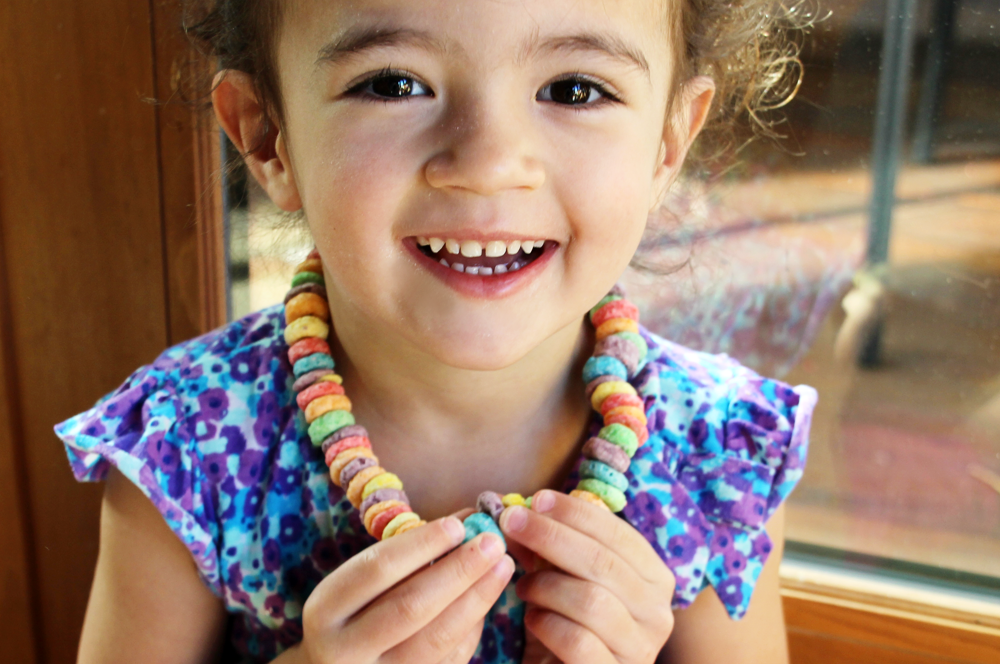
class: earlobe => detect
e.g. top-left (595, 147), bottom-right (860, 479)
top-left (211, 70), bottom-right (302, 212)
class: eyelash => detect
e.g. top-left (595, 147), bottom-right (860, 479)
top-left (343, 67), bottom-right (622, 108)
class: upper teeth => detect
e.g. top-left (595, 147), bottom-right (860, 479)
top-left (421, 238), bottom-right (543, 256)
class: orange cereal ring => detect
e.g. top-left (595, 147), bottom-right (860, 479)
top-left (570, 489), bottom-right (611, 511)
top-left (604, 412), bottom-right (649, 446)
top-left (296, 258), bottom-right (324, 274)
top-left (590, 380), bottom-right (637, 411)
top-left (329, 447), bottom-right (376, 485)
top-left (389, 519), bottom-right (426, 537)
top-left (347, 466), bottom-right (385, 507)
top-left (591, 300), bottom-right (640, 328)
top-left (296, 380), bottom-right (345, 410)
top-left (288, 338), bottom-right (331, 366)
top-left (598, 392), bottom-right (643, 416)
top-left (595, 318), bottom-right (638, 341)
top-left (323, 436), bottom-right (371, 466)
top-left (284, 316), bottom-right (329, 345)
top-left (604, 405), bottom-right (647, 425)
top-left (285, 293), bottom-right (330, 324)
top-left (304, 394), bottom-right (352, 423)
top-left (363, 500), bottom-right (408, 534)
top-left (371, 504), bottom-right (412, 539)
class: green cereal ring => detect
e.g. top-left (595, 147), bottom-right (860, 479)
top-left (614, 331), bottom-right (648, 362)
top-left (577, 479), bottom-right (627, 512)
top-left (589, 294), bottom-right (623, 322)
top-left (579, 459), bottom-right (628, 492)
top-left (598, 423), bottom-right (638, 457)
top-left (308, 409), bottom-right (355, 445)
top-left (291, 271), bottom-right (325, 288)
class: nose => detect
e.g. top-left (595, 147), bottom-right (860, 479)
top-left (424, 96), bottom-right (546, 195)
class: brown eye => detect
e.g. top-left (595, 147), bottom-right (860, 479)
top-left (537, 77), bottom-right (611, 106)
top-left (347, 70), bottom-right (432, 100)
top-left (371, 75), bottom-right (413, 97)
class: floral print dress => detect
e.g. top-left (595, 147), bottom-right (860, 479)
top-left (55, 305), bottom-right (815, 663)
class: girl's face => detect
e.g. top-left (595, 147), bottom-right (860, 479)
top-left (267, 0), bottom-right (707, 370)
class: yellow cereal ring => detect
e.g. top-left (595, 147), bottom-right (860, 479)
top-left (501, 493), bottom-right (526, 508)
top-left (347, 466), bottom-right (385, 507)
top-left (590, 381), bottom-right (637, 411)
top-left (362, 472), bottom-right (403, 500)
top-left (595, 317), bottom-right (639, 341)
top-left (363, 500), bottom-right (407, 534)
top-left (318, 374), bottom-right (344, 385)
top-left (329, 447), bottom-right (377, 485)
top-left (604, 405), bottom-right (647, 425)
top-left (390, 519), bottom-right (426, 537)
top-left (304, 394), bottom-right (352, 424)
top-left (382, 511), bottom-right (420, 539)
top-left (285, 293), bottom-right (330, 325)
top-left (570, 489), bottom-right (612, 511)
top-left (295, 258), bottom-right (324, 274)
top-left (284, 315), bottom-right (329, 345)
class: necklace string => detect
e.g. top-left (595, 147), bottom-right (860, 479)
top-left (283, 249), bottom-right (650, 544)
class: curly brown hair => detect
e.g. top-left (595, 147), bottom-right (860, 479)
top-left (181, 0), bottom-right (816, 169)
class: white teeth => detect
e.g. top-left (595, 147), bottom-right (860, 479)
top-left (522, 241), bottom-right (535, 254)
top-left (446, 239), bottom-right (461, 254)
top-left (439, 258), bottom-right (449, 267)
top-left (451, 263), bottom-right (465, 273)
top-left (511, 261), bottom-right (523, 271)
top-left (480, 267), bottom-right (493, 276)
top-left (417, 237), bottom-right (430, 246)
top-left (429, 237), bottom-right (445, 253)
top-left (494, 264), bottom-right (508, 274)
top-left (465, 266), bottom-right (480, 275)
top-left (507, 240), bottom-right (521, 255)
top-left (460, 240), bottom-right (483, 258)
top-left (485, 241), bottom-right (506, 257)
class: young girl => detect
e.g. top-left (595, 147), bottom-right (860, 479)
top-left (56, 0), bottom-right (815, 662)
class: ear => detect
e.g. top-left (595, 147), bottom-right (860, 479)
top-left (211, 70), bottom-right (302, 212)
top-left (649, 75), bottom-right (716, 211)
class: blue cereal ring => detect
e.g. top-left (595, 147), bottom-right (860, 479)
top-left (293, 353), bottom-right (335, 378)
top-left (579, 459), bottom-right (628, 492)
top-left (462, 512), bottom-right (506, 550)
top-left (583, 355), bottom-right (628, 383)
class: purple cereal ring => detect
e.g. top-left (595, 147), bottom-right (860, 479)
top-left (360, 488), bottom-right (409, 517)
top-left (340, 456), bottom-right (378, 488)
top-left (293, 369), bottom-right (336, 392)
top-left (477, 491), bottom-right (505, 521)
top-left (320, 424), bottom-right (369, 454)
top-left (582, 437), bottom-right (631, 474)
top-left (594, 336), bottom-right (640, 376)
top-left (585, 375), bottom-right (619, 399)
top-left (283, 283), bottom-right (328, 304)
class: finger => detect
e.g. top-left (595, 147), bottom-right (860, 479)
top-left (534, 490), bottom-right (670, 585)
top-left (383, 555), bottom-right (512, 664)
top-left (499, 504), bottom-right (642, 600)
top-left (348, 533), bottom-right (508, 652)
top-left (436, 619), bottom-right (485, 664)
top-left (310, 516), bottom-right (466, 622)
top-left (517, 570), bottom-right (638, 659)
top-left (450, 507), bottom-right (476, 521)
top-left (524, 606), bottom-right (616, 664)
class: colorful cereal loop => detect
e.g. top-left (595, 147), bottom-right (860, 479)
top-left (285, 292), bottom-right (330, 324)
top-left (570, 488), bottom-right (611, 511)
top-left (291, 271), bottom-right (324, 288)
top-left (595, 318), bottom-right (639, 341)
top-left (308, 409), bottom-right (356, 445)
top-left (285, 315), bottom-right (329, 345)
top-left (590, 380), bottom-right (637, 411)
top-left (382, 511), bottom-right (420, 539)
top-left (591, 300), bottom-right (640, 328)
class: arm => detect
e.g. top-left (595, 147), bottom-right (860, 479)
top-left (658, 504), bottom-right (789, 664)
top-left (78, 467), bottom-right (228, 664)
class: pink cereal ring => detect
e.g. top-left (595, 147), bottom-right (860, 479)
top-left (289, 338), bottom-right (331, 366)
top-left (296, 380), bottom-right (345, 410)
top-left (372, 505), bottom-right (412, 540)
top-left (592, 300), bottom-right (640, 328)
top-left (324, 436), bottom-right (372, 466)
top-left (599, 392), bottom-right (644, 416)
top-left (604, 412), bottom-right (649, 446)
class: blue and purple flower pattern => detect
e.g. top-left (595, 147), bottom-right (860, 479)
top-left (55, 305), bottom-right (814, 663)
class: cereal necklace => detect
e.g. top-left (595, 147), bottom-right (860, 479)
top-left (283, 249), bottom-right (649, 545)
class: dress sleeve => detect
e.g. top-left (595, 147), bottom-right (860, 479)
top-left (623, 366), bottom-right (817, 620)
top-left (54, 362), bottom-right (223, 596)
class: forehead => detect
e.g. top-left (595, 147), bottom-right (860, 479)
top-left (279, 0), bottom-right (672, 72)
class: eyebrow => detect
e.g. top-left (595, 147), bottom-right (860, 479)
top-left (523, 33), bottom-right (651, 81)
top-left (315, 26), bottom-right (449, 66)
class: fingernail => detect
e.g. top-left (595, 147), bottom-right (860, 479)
top-left (443, 517), bottom-right (465, 544)
top-left (502, 505), bottom-right (527, 532)
top-left (491, 555), bottom-right (515, 579)
top-left (480, 533), bottom-right (504, 557)
top-left (533, 490), bottom-right (555, 513)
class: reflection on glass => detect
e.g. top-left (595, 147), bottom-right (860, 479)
top-left (224, 0), bottom-right (1000, 581)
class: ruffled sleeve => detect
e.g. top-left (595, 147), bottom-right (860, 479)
top-left (622, 332), bottom-right (817, 620)
top-left (54, 359), bottom-right (223, 595)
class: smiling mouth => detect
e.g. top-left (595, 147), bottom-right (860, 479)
top-left (413, 236), bottom-right (555, 275)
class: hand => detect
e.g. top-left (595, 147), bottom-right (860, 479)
top-left (499, 491), bottom-right (676, 664)
top-left (299, 515), bottom-right (515, 664)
